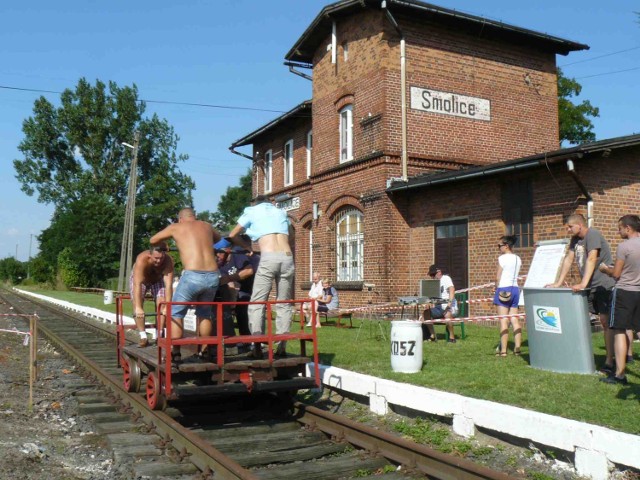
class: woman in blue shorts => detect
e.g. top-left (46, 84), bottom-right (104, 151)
top-left (494, 235), bottom-right (522, 357)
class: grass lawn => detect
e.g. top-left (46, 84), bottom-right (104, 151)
top-left (20, 287), bottom-right (640, 435)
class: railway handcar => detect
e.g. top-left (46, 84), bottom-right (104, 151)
top-left (116, 296), bottom-right (320, 409)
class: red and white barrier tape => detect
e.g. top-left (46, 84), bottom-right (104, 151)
top-left (463, 297), bottom-right (494, 304)
top-left (454, 275), bottom-right (526, 294)
top-left (0, 327), bottom-right (30, 336)
top-left (418, 313), bottom-right (526, 324)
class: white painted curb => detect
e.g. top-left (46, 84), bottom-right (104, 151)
top-left (307, 363), bottom-right (639, 480)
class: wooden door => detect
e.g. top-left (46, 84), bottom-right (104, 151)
top-left (434, 219), bottom-right (468, 290)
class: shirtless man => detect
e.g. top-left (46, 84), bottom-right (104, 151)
top-left (229, 195), bottom-right (294, 357)
top-left (130, 241), bottom-right (174, 347)
top-left (150, 208), bottom-right (221, 361)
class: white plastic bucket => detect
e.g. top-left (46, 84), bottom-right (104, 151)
top-left (390, 320), bottom-right (423, 373)
top-left (103, 290), bottom-right (114, 305)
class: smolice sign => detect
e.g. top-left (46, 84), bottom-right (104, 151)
top-left (410, 86), bottom-right (490, 121)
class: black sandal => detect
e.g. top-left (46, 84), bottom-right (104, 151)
top-left (514, 349), bottom-right (521, 356)
top-left (496, 351), bottom-right (507, 357)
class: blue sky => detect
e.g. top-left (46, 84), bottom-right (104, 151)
top-left (1, 0), bottom-right (638, 261)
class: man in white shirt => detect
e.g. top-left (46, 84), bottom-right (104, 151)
top-left (304, 272), bottom-right (324, 327)
top-left (421, 265), bottom-right (458, 343)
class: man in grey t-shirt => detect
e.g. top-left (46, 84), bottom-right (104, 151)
top-left (549, 214), bottom-right (615, 372)
top-left (598, 214), bottom-right (640, 385)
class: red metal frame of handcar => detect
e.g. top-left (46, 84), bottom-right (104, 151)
top-left (116, 295), bottom-right (321, 403)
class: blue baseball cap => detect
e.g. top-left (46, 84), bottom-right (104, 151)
top-left (214, 238), bottom-right (232, 250)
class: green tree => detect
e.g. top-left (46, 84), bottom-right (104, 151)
top-left (210, 170), bottom-right (252, 231)
top-left (557, 68), bottom-right (599, 145)
top-left (39, 194), bottom-right (123, 287)
top-left (14, 78), bottom-right (194, 284)
top-left (28, 255), bottom-right (54, 284)
top-left (0, 257), bottom-right (27, 284)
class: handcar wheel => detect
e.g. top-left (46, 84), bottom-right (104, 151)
top-left (122, 356), bottom-right (141, 393)
top-left (146, 372), bottom-right (166, 410)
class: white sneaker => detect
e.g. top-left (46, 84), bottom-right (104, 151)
top-left (305, 322), bottom-right (312, 327)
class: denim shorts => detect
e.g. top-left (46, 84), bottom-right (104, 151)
top-left (171, 270), bottom-right (220, 319)
top-left (493, 286), bottom-right (520, 308)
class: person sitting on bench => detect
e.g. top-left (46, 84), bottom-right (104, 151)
top-left (304, 272), bottom-right (324, 327)
top-left (421, 265), bottom-right (458, 343)
top-left (315, 279), bottom-right (339, 325)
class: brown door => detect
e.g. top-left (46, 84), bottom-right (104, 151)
top-left (434, 219), bottom-right (468, 290)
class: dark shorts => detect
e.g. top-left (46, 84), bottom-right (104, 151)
top-left (493, 286), bottom-right (520, 309)
top-left (610, 288), bottom-right (640, 331)
top-left (430, 305), bottom-right (449, 319)
top-left (172, 270), bottom-right (220, 320)
top-left (317, 304), bottom-right (329, 313)
top-left (587, 286), bottom-right (612, 316)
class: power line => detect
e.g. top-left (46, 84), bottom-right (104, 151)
top-left (560, 46), bottom-right (640, 67)
top-left (577, 65), bottom-right (640, 79)
top-left (0, 84), bottom-right (298, 115)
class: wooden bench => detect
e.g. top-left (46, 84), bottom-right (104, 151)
top-left (319, 309), bottom-right (353, 328)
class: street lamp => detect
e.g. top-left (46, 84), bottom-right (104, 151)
top-left (116, 132), bottom-right (140, 292)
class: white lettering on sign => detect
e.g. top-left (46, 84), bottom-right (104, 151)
top-left (410, 86), bottom-right (491, 121)
top-left (276, 197), bottom-right (300, 212)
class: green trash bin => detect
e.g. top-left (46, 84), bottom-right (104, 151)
top-left (523, 287), bottom-right (595, 374)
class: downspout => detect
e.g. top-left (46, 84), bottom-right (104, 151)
top-left (229, 147), bottom-right (253, 161)
top-left (382, 1), bottom-right (408, 181)
top-left (288, 65), bottom-right (312, 81)
top-left (566, 159), bottom-right (593, 227)
top-left (331, 21), bottom-right (337, 64)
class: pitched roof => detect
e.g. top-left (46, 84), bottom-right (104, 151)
top-left (229, 100), bottom-right (312, 148)
top-left (386, 134), bottom-right (640, 193)
top-left (285, 0), bottom-right (588, 64)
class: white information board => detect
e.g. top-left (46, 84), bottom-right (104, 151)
top-left (523, 239), bottom-right (569, 288)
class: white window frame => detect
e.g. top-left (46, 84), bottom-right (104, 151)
top-left (339, 104), bottom-right (353, 163)
top-left (306, 130), bottom-right (312, 179)
top-left (336, 208), bottom-right (363, 281)
top-left (309, 228), bottom-right (314, 281)
top-left (284, 139), bottom-right (294, 187)
top-left (264, 149), bottom-right (273, 193)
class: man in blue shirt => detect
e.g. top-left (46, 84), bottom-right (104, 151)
top-left (229, 195), bottom-right (294, 358)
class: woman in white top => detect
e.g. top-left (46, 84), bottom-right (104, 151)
top-left (493, 235), bottom-right (522, 357)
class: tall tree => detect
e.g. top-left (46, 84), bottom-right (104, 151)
top-left (210, 170), bottom-right (252, 231)
top-left (557, 68), bottom-right (599, 145)
top-left (14, 78), bottom-right (195, 284)
top-left (38, 194), bottom-right (123, 287)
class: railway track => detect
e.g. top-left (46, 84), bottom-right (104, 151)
top-left (2, 287), bottom-right (514, 480)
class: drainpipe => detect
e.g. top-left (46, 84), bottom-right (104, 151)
top-left (566, 159), bottom-right (593, 227)
top-left (229, 146), bottom-right (253, 161)
top-left (382, 1), bottom-right (408, 181)
top-left (331, 21), bottom-right (337, 64)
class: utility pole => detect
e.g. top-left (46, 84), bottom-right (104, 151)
top-left (117, 131), bottom-right (140, 292)
top-left (27, 234), bottom-right (33, 279)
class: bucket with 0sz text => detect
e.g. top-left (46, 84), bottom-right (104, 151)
top-left (390, 320), bottom-right (423, 373)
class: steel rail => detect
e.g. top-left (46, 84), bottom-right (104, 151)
top-left (6, 288), bottom-right (515, 479)
top-left (294, 402), bottom-right (514, 480)
top-left (1, 288), bottom-right (258, 480)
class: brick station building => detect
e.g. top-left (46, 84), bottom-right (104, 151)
top-left (230, 0), bottom-right (640, 315)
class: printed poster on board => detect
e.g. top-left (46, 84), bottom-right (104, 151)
top-left (532, 305), bottom-right (562, 334)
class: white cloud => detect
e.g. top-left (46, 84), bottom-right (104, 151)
top-left (7, 228), bottom-right (19, 236)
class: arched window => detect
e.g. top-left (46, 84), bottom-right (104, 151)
top-left (335, 208), bottom-right (363, 281)
top-left (339, 104), bottom-right (353, 163)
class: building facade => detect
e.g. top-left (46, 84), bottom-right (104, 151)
top-left (230, 0), bottom-right (639, 314)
